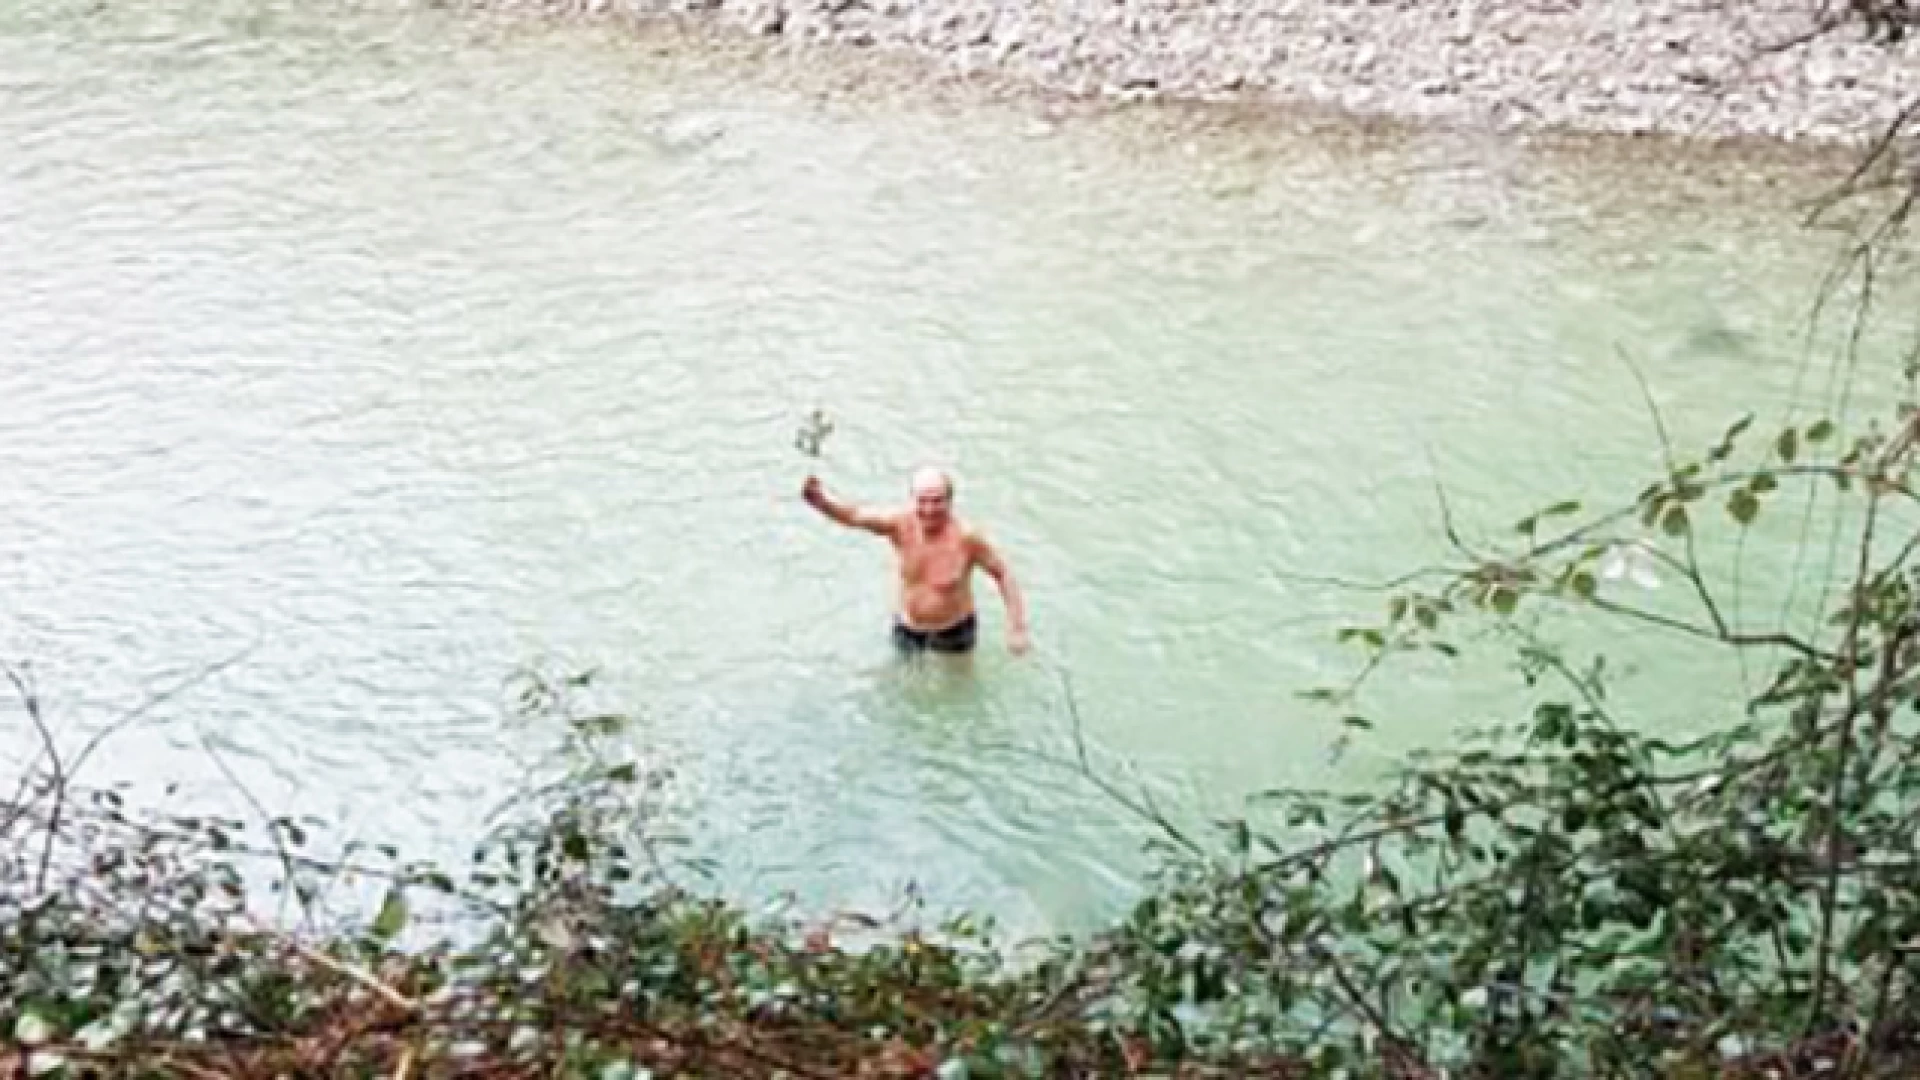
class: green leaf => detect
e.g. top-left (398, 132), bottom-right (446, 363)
top-left (1661, 505), bottom-right (1690, 537)
top-left (1569, 571), bottom-right (1598, 599)
top-left (1807, 418), bottom-right (1836, 443)
top-left (1749, 471), bottom-right (1778, 494)
top-left (1728, 488), bottom-right (1759, 526)
top-left (1640, 493), bottom-right (1667, 528)
top-left (1489, 586), bottom-right (1519, 616)
top-left (1341, 714), bottom-right (1373, 730)
top-left (1777, 427), bottom-right (1799, 463)
top-left (606, 762), bottom-right (639, 783)
top-left (371, 887), bottom-right (409, 943)
top-left (576, 713), bottom-right (629, 737)
top-left (1518, 503), bottom-right (1581, 537)
top-left (1336, 627), bottom-right (1386, 649)
top-left (563, 830), bottom-right (592, 862)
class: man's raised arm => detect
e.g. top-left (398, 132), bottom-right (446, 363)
top-left (802, 476), bottom-right (895, 536)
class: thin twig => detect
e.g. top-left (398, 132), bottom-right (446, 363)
top-left (1574, 592), bottom-right (1837, 663)
top-left (2, 644), bottom-right (258, 846)
top-left (1431, 475), bottom-right (1485, 565)
top-left (1049, 661), bottom-right (1203, 857)
top-left (68, 638), bottom-right (260, 780)
top-left (265, 925), bottom-right (419, 1013)
top-left (1755, 6), bottom-right (1848, 56)
top-left (1264, 563), bottom-right (1465, 594)
top-left (5, 664), bottom-right (66, 896)
top-left (1803, 95), bottom-right (1920, 229)
top-left (196, 723), bottom-right (315, 929)
top-left (1621, 348), bottom-right (1680, 479)
top-left (0, 756), bottom-right (50, 846)
top-left (157, 1055), bottom-right (230, 1080)
top-left (1809, 486), bottom-right (1884, 1029)
top-left (1312, 941), bottom-right (1418, 1068)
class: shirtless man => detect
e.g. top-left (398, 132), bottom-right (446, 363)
top-left (802, 466), bottom-right (1030, 656)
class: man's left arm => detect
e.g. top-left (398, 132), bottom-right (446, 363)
top-left (971, 531), bottom-right (1030, 655)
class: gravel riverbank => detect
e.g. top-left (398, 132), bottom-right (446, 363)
top-left (462, 0), bottom-right (1920, 144)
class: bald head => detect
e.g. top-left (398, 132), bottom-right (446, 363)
top-left (910, 465), bottom-right (955, 531)
top-left (910, 466), bottom-right (953, 499)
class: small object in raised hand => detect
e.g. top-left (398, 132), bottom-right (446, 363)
top-left (794, 408), bottom-right (835, 458)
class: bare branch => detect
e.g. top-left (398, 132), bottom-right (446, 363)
top-left (280, 934), bottom-right (418, 1014)
top-left (1809, 483), bottom-right (1886, 1028)
top-left (1620, 347), bottom-right (1680, 479)
top-left (6, 663), bottom-right (67, 895)
top-left (1431, 476), bottom-right (1486, 565)
top-left (1048, 660), bottom-right (1204, 858)
top-left (1264, 564), bottom-right (1467, 595)
top-left (196, 723), bottom-right (317, 930)
top-left (1754, 6), bottom-right (1849, 56)
top-left (68, 638), bottom-right (261, 780)
top-left (1804, 95), bottom-right (1920, 231)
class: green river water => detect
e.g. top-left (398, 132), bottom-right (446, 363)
top-left (2, 0), bottom-right (1913, 939)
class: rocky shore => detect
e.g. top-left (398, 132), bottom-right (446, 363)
top-left (464, 0), bottom-right (1920, 144)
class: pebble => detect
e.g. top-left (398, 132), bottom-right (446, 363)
top-left (471, 0), bottom-right (1920, 144)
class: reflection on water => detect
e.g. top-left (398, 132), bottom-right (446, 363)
top-left (0, 0), bottom-right (1911, 937)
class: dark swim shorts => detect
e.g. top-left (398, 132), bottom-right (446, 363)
top-left (891, 613), bottom-right (978, 654)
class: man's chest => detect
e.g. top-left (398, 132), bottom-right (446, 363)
top-left (897, 534), bottom-right (972, 584)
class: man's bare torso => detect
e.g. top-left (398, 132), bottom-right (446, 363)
top-left (800, 468), bottom-right (1027, 654)
top-left (889, 514), bottom-right (978, 631)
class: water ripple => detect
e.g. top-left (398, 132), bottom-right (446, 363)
top-left (0, 0), bottom-right (1903, 934)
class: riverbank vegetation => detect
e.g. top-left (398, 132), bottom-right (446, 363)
top-left (10, 382), bottom-right (1920, 1079)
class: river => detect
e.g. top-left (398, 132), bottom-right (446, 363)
top-left (2, 0), bottom-right (1912, 939)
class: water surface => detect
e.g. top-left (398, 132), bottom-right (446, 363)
top-left (1, 0), bottom-right (1910, 936)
